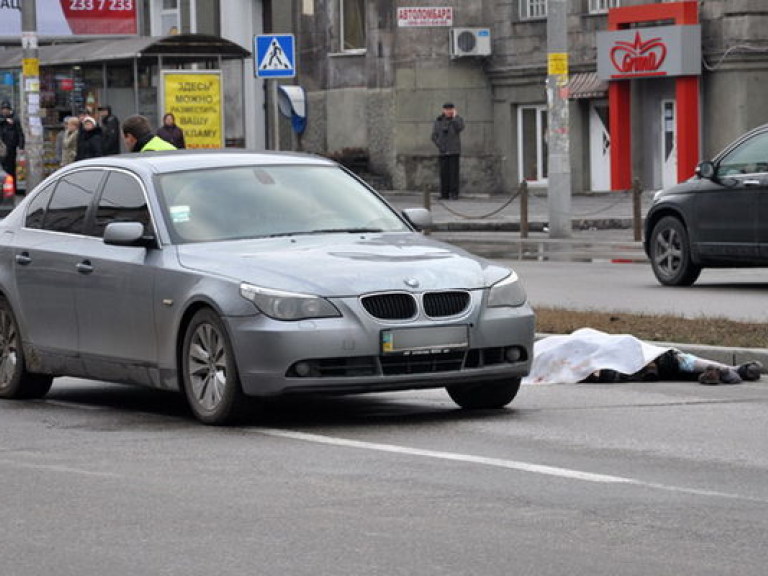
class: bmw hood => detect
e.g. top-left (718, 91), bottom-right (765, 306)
top-left (175, 232), bottom-right (511, 296)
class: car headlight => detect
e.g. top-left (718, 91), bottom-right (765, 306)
top-left (487, 272), bottom-right (527, 308)
top-left (240, 283), bottom-right (341, 320)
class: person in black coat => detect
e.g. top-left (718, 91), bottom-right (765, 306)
top-left (156, 113), bottom-right (186, 149)
top-left (0, 100), bottom-right (25, 189)
top-left (98, 105), bottom-right (121, 155)
top-left (75, 116), bottom-right (104, 160)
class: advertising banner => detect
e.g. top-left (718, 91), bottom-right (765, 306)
top-left (597, 25), bottom-right (701, 80)
top-left (397, 7), bottom-right (453, 27)
top-left (0, 0), bottom-right (137, 38)
top-left (162, 71), bottom-right (223, 149)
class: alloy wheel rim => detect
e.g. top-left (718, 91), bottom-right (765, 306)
top-left (654, 228), bottom-right (682, 276)
top-left (187, 322), bottom-right (227, 411)
top-left (0, 310), bottom-right (19, 387)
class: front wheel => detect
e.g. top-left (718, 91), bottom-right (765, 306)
top-left (446, 377), bottom-right (521, 410)
top-left (649, 216), bottom-right (701, 286)
top-left (0, 297), bottom-right (53, 399)
top-left (181, 308), bottom-right (249, 425)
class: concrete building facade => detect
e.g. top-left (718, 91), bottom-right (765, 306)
top-left (272, 0), bottom-right (768, 195)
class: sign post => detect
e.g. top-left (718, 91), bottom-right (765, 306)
top-left (21, 0), bottom-right (42, 193)
top-left (546, 0), bottom-right (572, 239)
top-left (254, 34), bottom-right (296, 151)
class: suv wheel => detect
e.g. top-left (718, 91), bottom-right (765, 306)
top-left (649, 216), bottom-right (701, 286)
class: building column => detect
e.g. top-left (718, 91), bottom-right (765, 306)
top-left (609, 81), bottom-right (632, 191)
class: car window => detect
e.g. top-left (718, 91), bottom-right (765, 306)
top-left (42, 170), bottom-right (103, 235)
top-left (93, 171), bottom-right (151, 238)
top-left (157, 165), bottom-right (409, 244)
top-left (24, 182), bottom-right (54, 229)
top-left (717, 131), bottom-right (768, 176)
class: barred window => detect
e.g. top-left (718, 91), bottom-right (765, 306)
top-left (589, 0), bottom-right (621, 14)
top-left (520, 0), bottom-right (547, 20)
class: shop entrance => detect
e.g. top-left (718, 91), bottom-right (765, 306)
top-left (661, 99), bottom-right (677, 189)
top-left (589, 102), bottom-right (611, 192)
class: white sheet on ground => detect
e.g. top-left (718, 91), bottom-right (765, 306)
top-left (522, 328), bottom-right (674, 385)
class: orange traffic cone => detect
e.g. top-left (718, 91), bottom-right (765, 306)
top-left (2, 174), bottom-right (14, 200)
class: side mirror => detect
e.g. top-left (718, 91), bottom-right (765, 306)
top-left (402, 207), bottom-right (432, 231)
top-left (696, 160), bottom-right (716, 180)
top-left (104, 222), bottom-right (154, 247)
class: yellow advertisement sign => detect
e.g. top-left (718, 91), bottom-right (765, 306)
top-left (22, 58), bottom-right (40, 78)
top-left (548, 52), bottom-right (569, 76)
top-left (163, 72), bottom-right (223, 149)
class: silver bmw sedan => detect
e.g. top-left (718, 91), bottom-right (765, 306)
top-left (0, 151), bottom-right (534, 424)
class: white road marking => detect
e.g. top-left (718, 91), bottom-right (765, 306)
top-left (255, 428), bottom-right (762, 502)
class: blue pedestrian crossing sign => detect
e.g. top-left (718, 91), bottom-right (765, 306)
top-left (255, 34), bottom-right (296, 78)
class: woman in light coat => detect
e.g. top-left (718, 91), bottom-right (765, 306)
top-left (60, 116), bottom-right (80, 166)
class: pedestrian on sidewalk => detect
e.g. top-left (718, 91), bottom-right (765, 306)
top-left (156, 113), bottom-right (186, 149)
top-left (0, 100), bottom-right (24, 191)
top-left (431, 102), bottom-right (464, 200)
top-left (121, 114), bottom-right (178, 152)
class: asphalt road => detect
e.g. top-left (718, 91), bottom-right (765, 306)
top-left (497, 260), bottom-right (768, 323)
top-left (2, 378), bottom-right (768, 576)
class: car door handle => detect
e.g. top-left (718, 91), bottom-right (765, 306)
top-left (76, 260), bottom-right (94, 274)
top-left (15, 252), bottom-right (31, 266)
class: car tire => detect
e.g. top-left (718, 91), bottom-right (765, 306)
top-left (0, 297), bottom-right (54, 399)
top-left (446, 377), bottom-right (521, 410)
top-left (649, 216), bottom-right (701, 286)
top-left (181, 308), bottom-right (249, 425)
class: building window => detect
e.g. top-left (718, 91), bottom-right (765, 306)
top-left (161, 0), bottom-right (181, 35)
top-left (518, 105), bottom-right (548, 183)
top-left (341, 0), bottom-right (366, 51)
top-left (588, 0), bottom-right (620, 14)
top-left (520, 0), bottom-right (547, 20)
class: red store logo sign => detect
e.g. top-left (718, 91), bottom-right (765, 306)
top-left (610, 32), bottom-right (667, 76)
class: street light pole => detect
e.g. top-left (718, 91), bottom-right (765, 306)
top-left (21, 0), bottom-right (44, 193)
top-left (546, 0), bottom-right (572, 238)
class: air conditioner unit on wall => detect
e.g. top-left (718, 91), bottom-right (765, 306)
top-left (450, 28), bottom-right (492, 58)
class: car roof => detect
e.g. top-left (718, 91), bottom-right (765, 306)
top-left (68, 149), bottom-right (337, 174)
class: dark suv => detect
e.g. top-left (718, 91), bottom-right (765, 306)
top-left (644, 123), bottom-right (768, 286)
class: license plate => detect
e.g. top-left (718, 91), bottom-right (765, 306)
top-left (381, 325), bottom-right (469, 355)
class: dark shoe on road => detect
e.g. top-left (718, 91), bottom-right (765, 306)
top-left (737, 361), bottom-right (763, 381)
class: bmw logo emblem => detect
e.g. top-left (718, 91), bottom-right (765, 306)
top-left (404, 278), bottom-right (420, 288)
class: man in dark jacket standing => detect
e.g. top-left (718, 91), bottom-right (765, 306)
top-left (98, 105), bottom-right (121, 155)
top-left (0, 100), bottom-right (25, 190)
top-left (431, 102), bottom-right (465, 200)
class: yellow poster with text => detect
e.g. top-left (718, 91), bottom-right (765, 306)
top-left (163, 72), bottom-right (223, 149)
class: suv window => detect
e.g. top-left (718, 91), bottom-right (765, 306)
top-left (717, 131), bottom-right (768, 176)
top-left (41, 170), bottom-right (103, 234)
top-left (93, 171), bottom-right (151, 237)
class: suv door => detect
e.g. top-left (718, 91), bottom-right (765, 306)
top-left (694, 131), bottom-right (768, 262)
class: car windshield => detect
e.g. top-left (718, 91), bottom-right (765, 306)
top-left (156, 165), bottom-right (410, 243)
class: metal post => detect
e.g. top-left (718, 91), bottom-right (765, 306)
top-left (271, 80), bottom-right (280, 150)
top-left (519, 180), bottom-right (529, 239)
top-left (21, 0), bottom-right (43, 192)
top-left (546, 0), bottom-right (572, 238)
top-left (632, 177), bottom-right (642, 242)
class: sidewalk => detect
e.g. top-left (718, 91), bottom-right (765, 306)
top-left (380, 189), bottom-right (652, 262)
